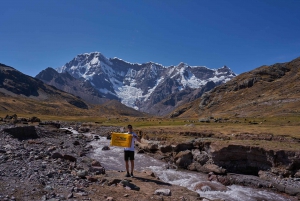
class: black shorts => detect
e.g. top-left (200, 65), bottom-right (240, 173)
top-left (124, 151), bottom-right (135, 161)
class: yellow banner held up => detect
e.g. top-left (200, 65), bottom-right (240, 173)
top-left (110, 132), bottom-right (132, 148)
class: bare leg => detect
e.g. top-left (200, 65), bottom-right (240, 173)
top-left (130, 160), bottom-right (134, 174)
top-left (125, 160), bottom-right (129, 173)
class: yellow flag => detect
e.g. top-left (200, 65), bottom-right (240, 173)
top-left (110, 132), bottom-right (133, 148)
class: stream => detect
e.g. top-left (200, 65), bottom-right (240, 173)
top-left (88, 136), bottom-right (296, 201)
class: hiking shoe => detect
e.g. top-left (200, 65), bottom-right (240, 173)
top-left (130, 173), bottom-right (134, 177)
top-left (125, 173), bottom-right (130, 177)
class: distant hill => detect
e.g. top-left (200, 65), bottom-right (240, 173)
top-left (169, 56), bottom-right (300, 118)
top-left (0, 63), bottom-right (147, 117)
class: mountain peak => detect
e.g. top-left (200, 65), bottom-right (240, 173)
top-left (177, 62), bottom-right (188, 68)
top-left (53, 52), bottom-right (237, 114)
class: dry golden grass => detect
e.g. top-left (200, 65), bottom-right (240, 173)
top-left (0, 109), bottom-right (299, 151)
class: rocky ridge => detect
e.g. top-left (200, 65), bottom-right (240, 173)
top-left (170, 56), bottom-right (300, 118)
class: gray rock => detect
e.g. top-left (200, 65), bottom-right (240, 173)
top-left (294, 170), bottom-right (300, 178)
top-left (3, 126), bottom-right (38, 140)
top-left (89, 166), bottom-right (105, 174)
top-left (193, 150), bottom-right (209, 165)
top-left (196, 164), bottom-right (226, 174)
top-left (67, 193), bottom-right (73, 199)
top-left (0, 149), bottom-right (6, 153)
top-left (63, 154), bottom-right (76, 162)
top-left (120, 180), bottom-right (140, 191)
top-left (285, 185), bottom-right (300, 196)
top-left (102, 146), bottom-right (110, 151)
top-left (77, 170), bottom-right (88, 178)
top-left (174, 150), bottom-right (193, 168)
top-left (159, 145), bottom-right (173, 153)
top-left (52, 152), bottom-right (63, 159)
top-left (44, 185), bottom-right (53, 191)
top-left (174, 143), bottom-right (194, 152)
top-left (273, 183), bottom-right (285, 192)
top-left (201, 185), bottom-right (212, 192)
top-left (154, 189), bottom-right (171, 196)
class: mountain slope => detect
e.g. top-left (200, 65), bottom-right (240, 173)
top-left (36, 67), bottom-right (110, 104)
top-left (55, 52), bottom-right (236, 115)
top-left (0, 63), bottom-right (146, 117)
top-left (170, 56), bottom-right (300, 118)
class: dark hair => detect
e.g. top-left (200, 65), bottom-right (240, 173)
top-left (127, 125), bottom-right (132, 129)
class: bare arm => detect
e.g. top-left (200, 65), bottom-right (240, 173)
top-left (134, 134), bottom-right (141, 143)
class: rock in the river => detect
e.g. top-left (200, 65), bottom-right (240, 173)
top-left (294, 170), bottom-right (300, 178)
top-left (196, 164), bottom-right (226, 175)
top-left (91, 160), bottom-right (102, 167)
top-left (192, 150), bottom-right (209, 165)
top-left (102, 146), bottom-right (110, 151)
top-left (204, 164), bottom-right (226, 174)
top-left (174, 150), bottom-right (193, 168)
top-left (194, 181), bottom-right (227, 192)
top-left (285, 185), bottom-right (300, 196)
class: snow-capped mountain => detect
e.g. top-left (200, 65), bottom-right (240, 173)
top-left (56, 52), bottom-right (236, 114)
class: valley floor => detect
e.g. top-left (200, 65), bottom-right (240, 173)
top-left (0, 116), bottom-right (299, 201)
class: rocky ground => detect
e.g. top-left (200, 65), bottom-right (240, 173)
top-left (0, 120), bottom-right (299, 201)
top-left (0, 123), bottom-right (202, 201)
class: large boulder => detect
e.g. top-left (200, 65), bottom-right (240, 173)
top-left (136, 142), bottom-right (158, 153)
top-left (102, 146), bottom-right (110, 151)
top-left (194, 181), bottom-right (227, 192)
top-left (91, 160), bottom-right (102, 167)
top-left (89, 160), bottom-right (105, 174)
top-left (192, 150), bottom-right (209, 165)
top-left (294, 170), bottom-right (300, 178)
top-left (160, 145), bottom-right (173, 153)
top-left (52, 152), bottom-right (63, 159)
top-left (63, 154), bottom-right (77, 162)
top-left (77, 170), bottom-right (88, 178)
top-left (89, 166), bottom-right (105, 174)
top-left (174, 150), bottom-right (193, 168)
top-left (3, 126), bottom-right (38, 140)
top-left (154, 189), bottom-right (171, 196)
top-left (78, 127), bottom-right (90, 133)
top-left (174, 142), bottom-right (194, 152)
top-left (195, 163), bottom-right (226, 175)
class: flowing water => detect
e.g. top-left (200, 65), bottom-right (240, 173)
top-left (87, 136), bottom-right (295, 201)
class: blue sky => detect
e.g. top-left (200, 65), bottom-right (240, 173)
top-left (1, 0), bottom-right (300, 77)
